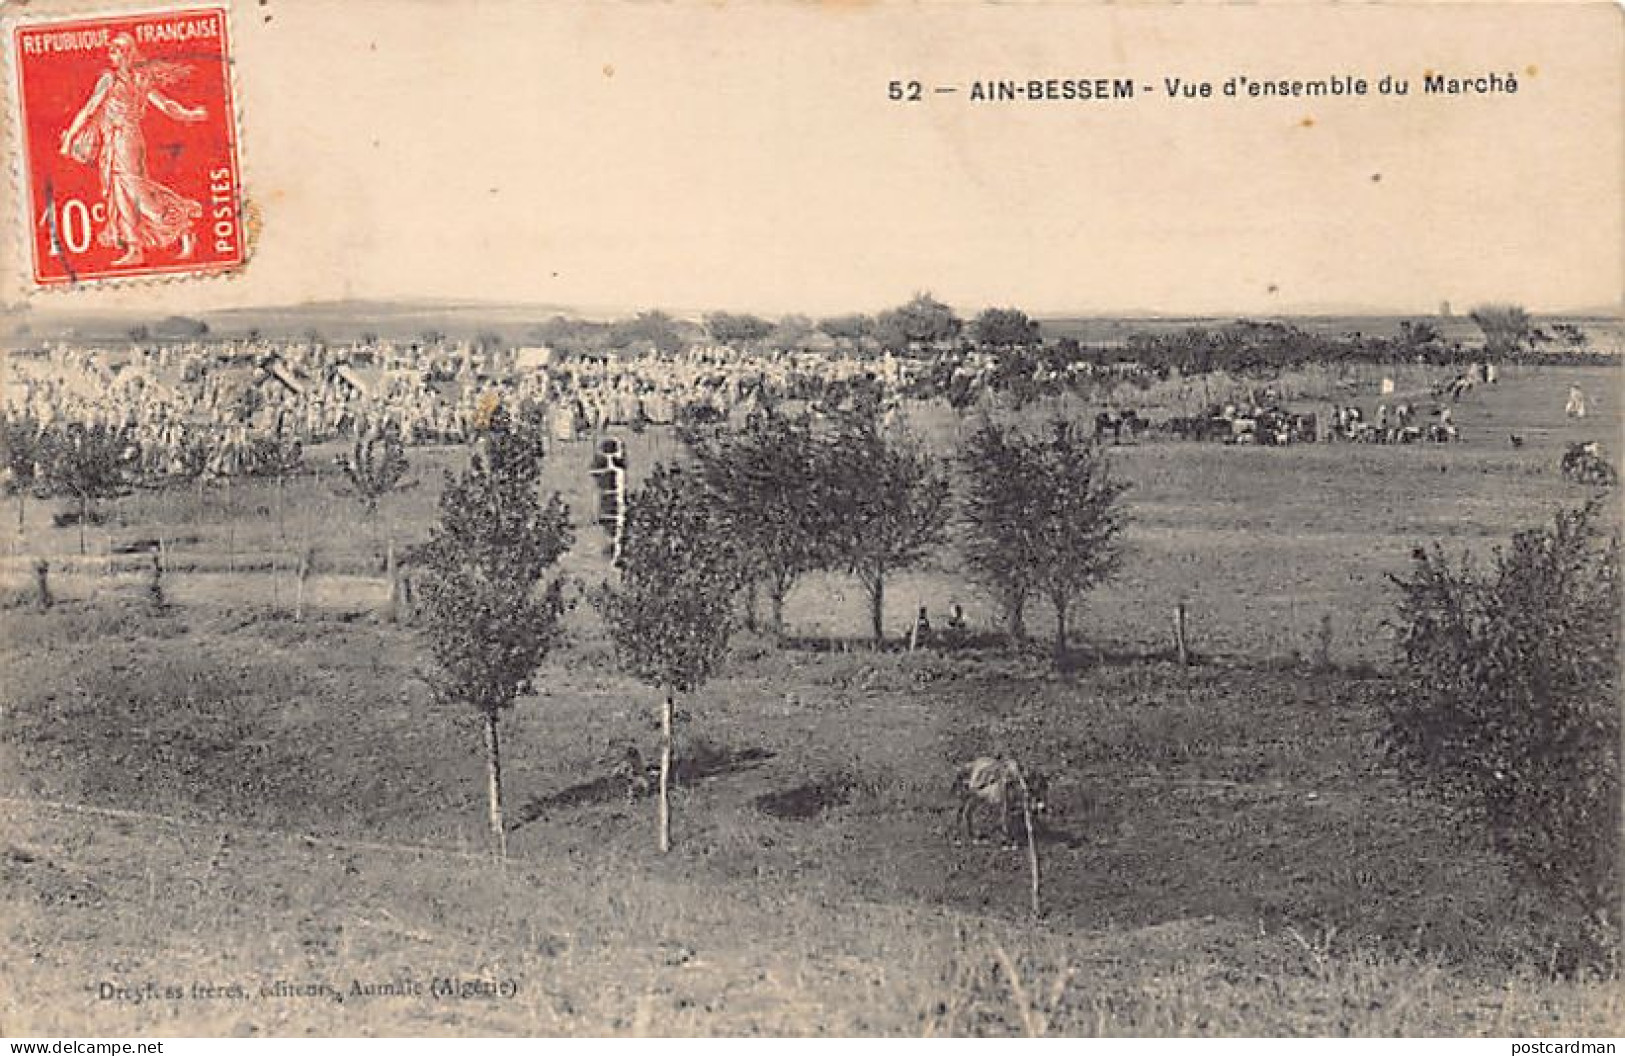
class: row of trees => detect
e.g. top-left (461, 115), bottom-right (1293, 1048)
top-left (705, 295), bottom-right (1031, 353)
top-left (532, 295), bottom-right (1586, 366)
top-left (524, 294), bottom-right (984, 357)
top-left (421, 411), bottom-right (1617, 968)
top-left (416, 402), bottom-right (1129, 857)
top-left (682, 405), bottom-right (1127, 658)
top-left (1, 419), bottom-right (137, 554)
top-left (2, 417), bottom-right (416, 587)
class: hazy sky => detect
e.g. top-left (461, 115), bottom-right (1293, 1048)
top-left (3, 0), bottom-right (1621, 318)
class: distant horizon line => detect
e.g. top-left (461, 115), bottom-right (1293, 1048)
top-left (7, 295), bottom-right (1621, 324)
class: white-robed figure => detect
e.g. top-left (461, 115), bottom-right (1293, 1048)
top-left (58, 33), bottom-right (208, 267)
top-left (1566, 384), bottom-right (1587, 419)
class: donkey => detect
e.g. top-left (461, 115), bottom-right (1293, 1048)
top-left (952, 757), bottom-right (1048, 846)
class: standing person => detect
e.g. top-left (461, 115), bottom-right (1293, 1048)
top-left (1566, 384), bottom-right (1587, 419)
top-left (58, 33), bottom-right (208, 267)
top-left (909, 606), bottom-right (932, 652)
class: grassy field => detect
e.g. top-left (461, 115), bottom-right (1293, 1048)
top-left (0, 363), bottom-right (1620, 1036)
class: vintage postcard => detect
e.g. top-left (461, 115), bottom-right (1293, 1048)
top-left (0, 0), bottom-right (1620, 1041)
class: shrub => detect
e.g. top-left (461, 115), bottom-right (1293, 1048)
top-left (1382, 502), bottom-right (1621, 963)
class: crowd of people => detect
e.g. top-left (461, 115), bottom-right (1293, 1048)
top-left (0, 330), bottom-right (1541, 484)
top-left (0, 337), bottom-right (927, 480)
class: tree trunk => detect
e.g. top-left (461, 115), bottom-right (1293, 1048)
top-left (78, 494), bottom-right (88, 556)
top-left (658, 690), bottom-right (674, 853)
top-left (34, 559), bottom-right (51, 611)
top-left (225, 475), bottom-right (235, 573)
top-left (483, 711), bottom-right (507, 858)
top-left (742, 580), bottom-right (759, 633)
top-left (385, 535), bottom-right (398, 623)
top-left (148, 550), bottom-right (165, 612)
top-left (15, 492), bottom-right (24, 536)
top-left (769, 574), bottom-right (791, 639)
top-left (1053, 594), bottom-right (1069, 667)
top-left (103, 494), bottom-right (116, 578)
top-left (1016, 766), bottom-right (1041, 918)
top-left (1006, 591), bottom-right (1027, 644)
top-left (867, 571), bottom-right (885, 645)
top-left (276, 472), bottom-right (286, 544)
top-left (294, 548), bottom-right (310, 622)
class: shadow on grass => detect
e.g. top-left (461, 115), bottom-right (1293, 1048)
top-left (755, 775), bottom-right (853, 820)
top-left (511, 744), bottom-right (776, 830)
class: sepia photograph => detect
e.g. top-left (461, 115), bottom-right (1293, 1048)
top-left (0, 0), bottom-right (1620, 1040)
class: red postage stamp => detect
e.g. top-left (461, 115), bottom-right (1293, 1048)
top-left (10, 7), bottom-right (244, 286)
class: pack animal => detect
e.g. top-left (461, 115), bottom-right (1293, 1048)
top-left (1561, 441), bottom-right (1617, 486)
top-left (952, 757), bottom-right (1048, 846)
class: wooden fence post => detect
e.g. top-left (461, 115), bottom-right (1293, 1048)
top-left (225, 475), bottom-right (235, 574)
top-left (294, 548), bottom-right (312, 622)
top-left (384, 537), bottom-right (398, 623)
top-left (1173, 603), bottom-right (1189, 667)
top-left (34, 558), bottom-right (51, 611)
top-left (1316, 612), bottom-right (1334, 670)
top-left (658, 691), bottom-right (674, 853)
top-left (1016, 766), bottom-right (1041, 919)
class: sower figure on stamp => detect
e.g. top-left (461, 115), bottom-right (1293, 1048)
top-left (58, 33), bottom-right (207, 267)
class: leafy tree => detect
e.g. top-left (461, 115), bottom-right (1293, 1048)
top-left (38, 423), bottom-right (138, 555)
top-left (704, 311), bottom-right (774, 346)
top-left (875, 293), bottom-right (962, 353)
top-left (1397, 319), bottom-right (1446, 361)
top-left (244, 434), bottom-right (304, 543)
top-left (818, 313), bottom-right (875, 341)
top-left (0, 416), bottom-right (43, 536)
top-left (171, 430), bottom-right (214, 525)
top-left (1026, 421), bottom-right (1129, 664)
top-left (340, 423), bottom-right (410, 517)
top-left (688, 411), bottom-right (842, 637)
top-left (1469, 303), bottom-right (1533, 360)
top-left (528, 315), bottom-right (612, 357)
top-left (962, 419), bottom-right (1128, 662)
top-left (156, 315), bottom-right (209, 338)
top-left (769, 313), bottom-right (816, 351)
top-left (1382, 503), bottom-right (1620, 960)
top-left (417, 407), bottom-right (573, 856)
top-left (608, 310), bottom-right (687, 355)
top-left (959, 418), bottom-right (1045, 642)
top-left (598, 464), bottom-right (747, 851)
top-left (826, 408), bottom-right (951, 643)
top-left (971, 307), bottom-right (1042, 349)
top-left (339, 422), bottom-right (411, 587)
